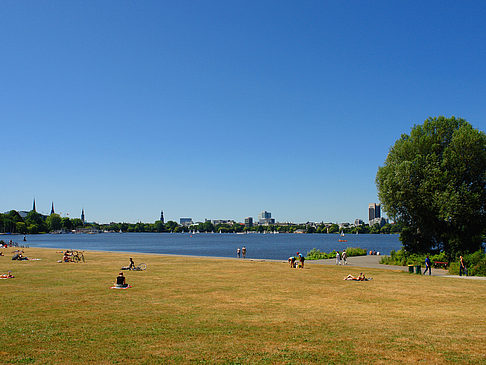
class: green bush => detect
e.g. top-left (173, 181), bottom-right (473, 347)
top-left (381, 249), bottom-right (486, 277)
top-left (462, 251), bottom-right (486, 276)
top-left (380, 249), bottom-right (448, 266)
top-left (344, 247), bottom-right (367, 256)
top-left (305, 247), bottom-right (367, 260)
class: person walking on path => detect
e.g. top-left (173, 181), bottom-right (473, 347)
top-left (335, 251), bottom-right (341, 265)
top-left (342, 250), bottom-right (347, 265)
top-left (459, 256), bottom-right (468, 276)
top-left (242, 246), bottom-right (246, 259)
top-left (423, 255), bottom-right (431, 275)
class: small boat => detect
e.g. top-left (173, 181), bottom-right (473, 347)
top-left (338, 239), bottom-right (347, 242)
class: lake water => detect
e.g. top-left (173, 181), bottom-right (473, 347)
top-left (3, 233), bottom-right (401, 260)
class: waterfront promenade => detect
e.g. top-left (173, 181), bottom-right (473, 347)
top-left (308, 254), bottom-right (486, 280)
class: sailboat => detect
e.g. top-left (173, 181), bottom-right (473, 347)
top-left (338, 230), bottom-right (347, 242)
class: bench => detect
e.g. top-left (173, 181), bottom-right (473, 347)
top-left (433, 261), bottom-right (448, 269)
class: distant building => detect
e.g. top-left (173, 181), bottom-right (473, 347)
top-left (370, 217), bottom-right (388, 227)
top-left (81, 209), bottom-right (85, 224)
top-left (258, 211), bottom-right (275, 225)
top-left (180, 218), bottom-right (193, 226)
top-left (245, 217), bottom-right (253, 227)
top-left (50, 202), bottom-right (55, 215)
top-left (259, 211), bottom-right (271, 220)
top-left (368, 203), bottom-right (381, 223)
top-left (355, 219), bottom-right (364, 226)
top-left (160, 211), bottom-right (164, 224)
top-left (212, 219), bottom-right (235, 225)
top-left (33, 199), bottom-right (36, 212)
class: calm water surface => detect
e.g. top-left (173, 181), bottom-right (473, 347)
top-left (5, 233), bottom-right (401, 260)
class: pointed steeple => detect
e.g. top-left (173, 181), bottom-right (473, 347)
top-left (160, 210), bottom-right (164, 224)
top-left (81, 209), bottom-right (85, 224)
top-left (50, 202), bottom-right (55, 215)
top-left (33, 199), bottom-right (36, 212)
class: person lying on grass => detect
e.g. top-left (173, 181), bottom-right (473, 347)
top-left (344, 273), bottom-right (372, 281)
top-left (0, 271), bottom-right (14, 279)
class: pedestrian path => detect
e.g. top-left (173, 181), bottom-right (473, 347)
top-left (308, 255), bottom-right (486, 280)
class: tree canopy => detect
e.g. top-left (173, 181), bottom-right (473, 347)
top-left (376, 116), bottom-right (486, 257)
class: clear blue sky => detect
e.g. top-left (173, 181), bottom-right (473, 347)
top-left (1, 1), bottom-right (485, 224)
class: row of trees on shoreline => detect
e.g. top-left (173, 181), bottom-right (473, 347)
top-left (0, 210), bottom-right (400, 235)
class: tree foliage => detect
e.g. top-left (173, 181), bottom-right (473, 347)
top-left (376, 116), bottom-right (486, 257)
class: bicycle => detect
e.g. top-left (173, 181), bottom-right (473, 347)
top-left (62, 250), bottom-right (85, 263)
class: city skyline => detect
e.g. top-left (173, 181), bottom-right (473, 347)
top-left (6, 199), bottom-right (383, 225)
top-left (1, 2), bottom-right (485, 224)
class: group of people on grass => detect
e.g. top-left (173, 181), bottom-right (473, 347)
top-left (288, 252), bottom-right (305, 268)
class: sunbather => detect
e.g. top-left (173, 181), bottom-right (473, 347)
top-left (115, 272), bottom-right (128, 288)
top-left (344, 273), bottom-right (372, 281)
top-left (0, 271), bottom-right (14, 279)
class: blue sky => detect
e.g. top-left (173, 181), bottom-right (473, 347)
top-left (1, 1), bottom-right (485, 224)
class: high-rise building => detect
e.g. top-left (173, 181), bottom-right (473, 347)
top-left (245, 217), bottom-right (253, 227)
top-left (369, 203), bottom-right (381, 222)
top-left (259, 211), bottom-right (272, 220)
top-left (369, 203), bottom-right (384, 226)
top-left (258, 211), bottom-right (275, 225)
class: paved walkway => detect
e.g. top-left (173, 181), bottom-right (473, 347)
top-left (307, 255), bottom-right (486, 280)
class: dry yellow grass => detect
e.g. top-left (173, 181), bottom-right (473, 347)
top-left (0, 247), bottom-right (485, 364)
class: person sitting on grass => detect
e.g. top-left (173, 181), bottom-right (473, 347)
top-left (128, 257), bottom-right (135, 270)
top-left (115, 272), bottom-right (128, 288)
top-left (12, 252), bottom-right (28, 261)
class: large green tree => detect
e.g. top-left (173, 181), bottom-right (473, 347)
top-left (376, 116), bottom-right (486, 257)
top-left (46, 214), bottom-right (62, 231)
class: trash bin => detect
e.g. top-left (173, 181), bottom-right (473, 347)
top-left (415, 265), bottom-right (421, 274)
top-left (408, 265), bottom-right (414, 274)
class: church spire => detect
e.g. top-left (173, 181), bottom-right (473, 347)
top-left (51, 202), bottom-right (55, 215)
top-left (81, 209), bottom-right (85, 224)
top-left (160, 210), bottom-right (164, 224)
top-left (33, 199), bottom-right (36, 212)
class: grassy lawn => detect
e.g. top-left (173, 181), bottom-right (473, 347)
top-left (1, 247), bottom-right (485, 364)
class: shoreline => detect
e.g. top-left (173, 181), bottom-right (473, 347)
top-left (6, 246), bottom-right (484, 280)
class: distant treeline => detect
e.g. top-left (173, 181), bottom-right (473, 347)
top-left (0, 210), bottom-right (402, 235)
